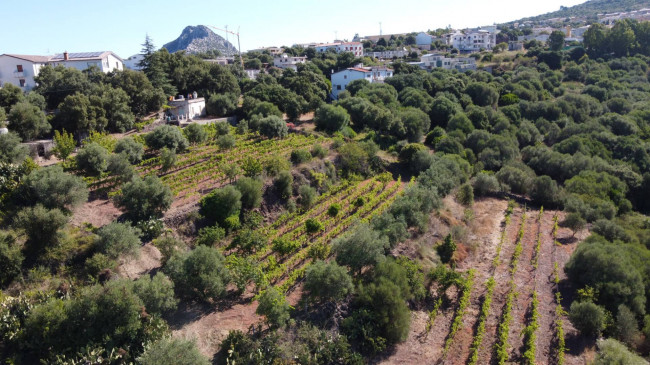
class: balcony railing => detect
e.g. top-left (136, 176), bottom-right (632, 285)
top-left (14, 71), bottom-right (24, 78)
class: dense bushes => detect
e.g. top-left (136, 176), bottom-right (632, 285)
top-left (200, 186), bottom-right (242, 225)
top-left (95, 222), bottom-right (141, 259)
top-left (116, 175), bottom-right (173, 221)
top-left (145, 125), bottom-right (189, 151)
top-left (165, 245), bottom-right (231, 301)
top-left (20, 165), bottom-right (88, 211)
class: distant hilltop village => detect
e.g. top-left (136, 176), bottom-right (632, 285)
top-left (1, 4), bottom-right (647, 94)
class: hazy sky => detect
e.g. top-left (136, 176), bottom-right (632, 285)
top-left (1, 0), bottom-right (586, 57)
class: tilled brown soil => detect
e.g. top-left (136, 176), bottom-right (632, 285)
top-left (382, 202), bottom-right (592, 365)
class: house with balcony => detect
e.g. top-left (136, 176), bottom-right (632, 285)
top-left (273, 54), bottom-right (307, 70)
top-left (420, 53), bottom-right (477, 71)
top-left (330, 66), bottom-right (393, 99)
top-left (315, 42), bottom-right (363, 57)
top-left (0, 54), bottom-right (50, 90)
top-left (0, 51), bottom-right (124, 91)
top-left (447, 29), bottom-right (497, 52)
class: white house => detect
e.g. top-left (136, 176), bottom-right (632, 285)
top-left (273, 54), bottom-right (307, 70)
top-left (245, 69), bottom-right (261, 80)
top-left (448, 29), bottom-right (496, 52)
top-left (315, 42), bottom-right (363, 57)
top-left (367, 50), bottom-right (410, 59)
top-left (420, 54), bottom-right (476, 71)
top-left (0, 51), bottom-right (124, 91)
top-left (49, 51), bottom-right (123, 73)
top-left (330, 66), bottom-right (393, 99)
top-left (124, 54), bottom-right (144, 70)
top-left (166, 92), bottom-right (206, 121)
top-left (0, 54), bottom-right (50, 90)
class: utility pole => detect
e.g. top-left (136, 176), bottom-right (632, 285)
top-left (207, 24), bottom-right (243, 68)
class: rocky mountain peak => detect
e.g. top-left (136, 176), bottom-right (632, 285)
top-left (163, 25), bottom-right (238, 56)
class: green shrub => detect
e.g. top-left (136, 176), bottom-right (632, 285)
top-left (291, 149), bottom-right (312, 164)
top-left (304, 260), bottom-right (353, 302)
top-left (196, 226), bottom-right (225, 246)
top-left (256, 287), bottom-right (291, 328)
top-left (133, 272), bottom-right (178, 315)
top-left (95, 222), bottom-right (141, 259)
top-left (114, 137), bottom-right (144, 164)
top-left (231, 229), bottom-right (266, 253)
top-left (298, 185), bottom-right (317, 210)
top-left (184, 123), bottom-right (208, 145)
top-left (139, 337), bottom-right (210, 365)
top-left (154, 236), bottom-right (184, 265)
top-left (145, 125), bottom-right (189, 151)
top-left (199, 185), bottom-right (242, 225)
top-left (569, 301), bottom-right (606, 337)
top-left (305, 218), bottom-right (323, 234)
top-left (0, 232), bottom-right (24, 286)
top-left (311, 144), bottom-right (328, 159)
top-left (272, 237), bottom-right (300, 256)
top-left (274, 170), bottom-right (293, 199)
top-left (235, 177), bottom-right (263, 210)
top-left (216, 134), bottom-right (236, 150)
top-left (116, 175), bottom-right (173, 222)
top-left (259, 116), bottom-right (288, 139)
top-left (165, 245), bottom-right (231, 301)
top-left (76, 142), bottom-right (109, 175)
top-left (327, 203), bottom-right (341, 217)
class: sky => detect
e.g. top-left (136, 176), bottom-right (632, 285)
top-left (1, 0), bottom-right (587, 57)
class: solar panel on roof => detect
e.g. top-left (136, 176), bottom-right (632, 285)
top-left (51, 51), bottom-right (105, 59)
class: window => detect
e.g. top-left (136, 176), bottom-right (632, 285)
top-left (19, 79), bottom-right (25, 87)
top-left (337, 85), bottom-right (341, 90)
top-left (344, 75), bottom-right (347, 79)
top-left (16, 65), bottom-right (23, 72)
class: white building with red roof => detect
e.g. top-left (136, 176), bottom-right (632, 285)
top-left (0, 51), bottom-right (123, 91)
top-left (330, 65), bottom-right (393, 99)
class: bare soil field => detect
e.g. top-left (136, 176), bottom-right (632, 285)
top-left (380, 199), bottom-right (591, 365)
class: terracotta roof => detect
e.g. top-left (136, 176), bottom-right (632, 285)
top-left (2, 54), bottom-right (51, 63)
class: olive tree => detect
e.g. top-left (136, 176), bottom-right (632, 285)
top-left (8, 101), bottom-right (50, 141)
top-left (314, 104), bottom-right (350, 133)
top-left (145, 125), bottom-right (189, 151)
top-left (259, 116), bottom-right (288, 139)
top-left (95, 222), bottom-right (142, 259)
top-left (304, 260), bottom-right (353, 302)
top-left (116, 175), bottom-right (173, 221)
top-left (20, 165), bottom-right (88, 211)
top-left (165, 245), bottom-right (231, 301)
top-left (114, 137), bottom-right (144, 164)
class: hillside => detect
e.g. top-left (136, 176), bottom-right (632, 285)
top-left (163, 25), bottom-right (238, 56)
top-left (505, 0), bottom-right (650, 24)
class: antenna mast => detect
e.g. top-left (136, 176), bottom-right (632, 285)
top-left (207, 24), bottom-right (243, 68)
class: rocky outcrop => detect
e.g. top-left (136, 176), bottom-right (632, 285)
top-left (163, 25), bottom-right (237, 56)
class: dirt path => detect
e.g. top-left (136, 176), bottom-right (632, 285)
top-left (475, 206), bottom-right (523, 364)
top-left (442, 198), bottom-right (508, 365)
top-left (171, 299), bottom-right (261, 358)
top-left (379, 198), bottom-right (507, 365)
top-left (535, 210), bottom-right (561, 364)
top-left (70, 198), bottom-right (122, 228)
top-left (507, 210), bottom-right (539, 362)
top-left (116, 243), bottom-right (162, 279)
